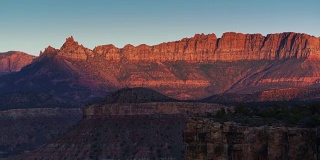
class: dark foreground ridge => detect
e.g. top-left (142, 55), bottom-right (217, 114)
top-left (14, 88), bottom-right (231, 159)
top-left (101, 87), bottom-right (178, 104)
top-left (9, 87), bottom-right (320, 159)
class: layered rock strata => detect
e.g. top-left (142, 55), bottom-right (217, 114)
top-left (49, 32), bottom-right (320, 62)
top-left (0, 51), bottom-right (35, 74)
top-left (184, 118), bottom-right (320, 160)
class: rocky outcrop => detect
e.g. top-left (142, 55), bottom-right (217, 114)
top-left (258, 88), bottom-right (308, 101)
top-left (91, 32), bottom-right (319, 62)
top-left (56, 36), bottom-right (93, 60)
top-left (93, 44), bottom-right (121, 62)
top-left (47, 32), bottom-right (320, 62)
top-left (184, 118), bottom-right (320, 160)
top-left (2, 32), bottom-right (320, 102)
top-left (0, 51), bottom-right (35, 74)
top-left (215, 32), bottom-right (320, 61)
top-left (39, 46), bottom-right (59, 58)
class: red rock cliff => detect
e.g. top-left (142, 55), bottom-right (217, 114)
top-left (51, 32), bottom-right (320, 62)
top-left (0, 51), bottom-right (35, 73)
top-left (93, 32), bottom-right (320, 62)
top-left (57, 36), bottom-right (94, 60)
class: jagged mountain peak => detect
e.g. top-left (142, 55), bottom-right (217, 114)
top-left (66, 36), bottom-right (75, 42)
top-left (39, 45), bottom-right (59, 57)
top-left (60, 36), bottom-right (81, 50)
top-left (54, 36), bottom-right (94, 60)
top-left (1, 31), bottom-right (320, 104)
top-left (31, 32), bottom-right (320, 62)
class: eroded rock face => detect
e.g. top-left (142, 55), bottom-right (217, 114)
top-left (45, 32), bottom-right (320, 62)
top-left (98, 32), bottom-right (320, 62)
top-left (56, 36), bottom-right (93, 60)
top-left (2, 32), bottom-right (320, 101)
top-left (39, 46), bottom-right (59, 58)
top-left (0, 51), bottom-right (35, 74)
top-left (184, 118), bottom-right (320, 160)
top-left (93, 44), bottom-right (121, 62)
top-left (32, 33), bottom-right (320, 99)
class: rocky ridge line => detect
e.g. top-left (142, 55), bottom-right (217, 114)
top-left (0, 51), bottom-right (35, 73)
top-left (40, 32), bottom-right (320, 62)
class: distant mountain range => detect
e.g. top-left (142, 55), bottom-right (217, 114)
top-left (1, 32), bottom-right (320, 109)
top-left (0, 51), bottom-right (35, 75)
top-left (1, 32), bottom-right (320, 158)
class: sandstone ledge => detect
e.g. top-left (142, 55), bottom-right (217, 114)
top-left (84, 102), bottom-right (232, 118)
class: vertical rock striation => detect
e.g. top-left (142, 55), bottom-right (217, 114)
top-left (0, 51), bottom-right (35, 74)
top-left (184, 118), bottom-right (320, 160)
top-left (53, 32), bottom-right (320, 62)
top-left (56, 36), bottom-right (93, 60)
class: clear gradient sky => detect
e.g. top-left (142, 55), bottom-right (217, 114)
top-left (1, 0), bottom-right (319, 56)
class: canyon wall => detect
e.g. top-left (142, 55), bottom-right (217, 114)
top-left (2, 32), bottom-right (319, 101)
top-left (84, 102), bottom-right (232, 118)
top-left (50, 32), bottom-right (320, 62)
top-left (184, 118), bottom-right (320, 160)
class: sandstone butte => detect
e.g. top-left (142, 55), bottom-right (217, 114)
top-left (0, 51), bottom-right (36, 73)
top-left (39, 32), bottom-right (320, 62)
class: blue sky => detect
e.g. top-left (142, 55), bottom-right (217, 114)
top-left (1, 0), bottom-right (319, 55)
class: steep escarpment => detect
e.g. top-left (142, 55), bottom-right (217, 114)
top-left (90, 32), bottom-right (320, 62)
top-left (203, 87), bottom-right (320, 103)
top-left (0, 51), bottom-right (35, 74)
top-left (41, 32), bottom-right (320, 62)
top-left (41, 33), bottom-right (320, 99)
top-left (215, 32), bottom-right (320, 61)
top-left (1, 32), bottom-right (320, 104)
top-left (184, 118), bottom-right (320, 160)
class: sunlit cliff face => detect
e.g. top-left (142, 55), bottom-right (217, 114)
top-left (0, 51), bottom-right (35, 73)
top-left (41, 32), bottom-right (320, 62)
top-left (1, 32), bottom-right (320, 101)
